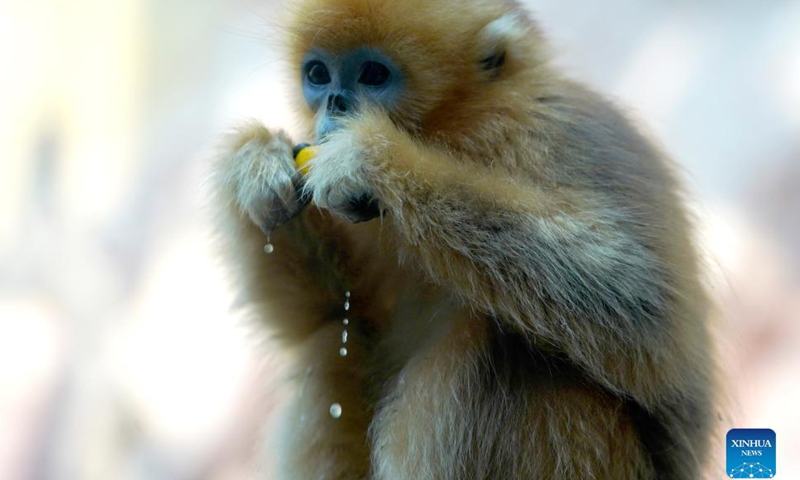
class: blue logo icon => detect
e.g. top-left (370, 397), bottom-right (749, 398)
top-left (726, 429), bottom-right (776, 478)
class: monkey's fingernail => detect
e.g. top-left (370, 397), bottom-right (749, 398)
top-left (340, 194), bottom-right (380, 223)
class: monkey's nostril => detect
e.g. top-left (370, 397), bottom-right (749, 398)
top-left (328, 94), bottom-right (348, 114)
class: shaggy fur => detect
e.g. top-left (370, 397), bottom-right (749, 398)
top-left (212, 0), bottom-right (715, 478)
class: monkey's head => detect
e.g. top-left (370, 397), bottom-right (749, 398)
top-left (287, 0), bottom-right (545, 142)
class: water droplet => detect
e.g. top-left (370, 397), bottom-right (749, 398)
top-left (339, 347), bottom-right (348, 356)
top-left (263, 232), bottom-right (274, 254)
top-left (345, 291), bottom-right (351, 297)
top-left (342, 331), bottom-right (348, 343)
top-left (344, 301), bottom-right (350, 311)
top-left (342, 318), bottom-right (349, 325)
top-left (329, 403), bottom-right (342, 419)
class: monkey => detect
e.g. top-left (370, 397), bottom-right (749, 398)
top-left (211, 0), bottom-right (715, 478)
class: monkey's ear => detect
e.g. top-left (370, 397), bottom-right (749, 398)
top-left (477, 11), bottom-right (526, 79)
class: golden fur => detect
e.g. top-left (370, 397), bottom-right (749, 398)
top-left (212, 0), bottom-right (715, 478)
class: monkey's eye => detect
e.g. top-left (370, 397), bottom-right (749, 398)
top-left (358, 61), bottom-right (390, 87)
top-left (306, 61), bottom-right (331, 85)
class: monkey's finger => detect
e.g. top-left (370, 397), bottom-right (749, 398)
top-left (340, 194), bottom-right (381, 223)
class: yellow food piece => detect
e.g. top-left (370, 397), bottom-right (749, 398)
top-left (294, 146), bottom-right (317, 175)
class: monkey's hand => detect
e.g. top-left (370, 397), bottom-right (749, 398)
top-left (302, 128), bottom-right (381, 223)
top-left (219, 123), bottom-right (306, 233)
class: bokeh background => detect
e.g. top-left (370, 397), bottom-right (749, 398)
top-left (1, 0), bottom-right (799, 478)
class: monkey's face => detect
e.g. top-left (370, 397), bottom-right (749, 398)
top-left (289, 0), bottom-right (539, 141)
top-left (301, 48), bottom-right (405, 142)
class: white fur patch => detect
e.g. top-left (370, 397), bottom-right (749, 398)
top-left (483, 11), bottom-right (525, 43)
top-left (478, 11), bottom-right (526, 62)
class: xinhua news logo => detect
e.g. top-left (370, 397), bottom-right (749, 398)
top-left (726, 429), bottom-right (776, 478)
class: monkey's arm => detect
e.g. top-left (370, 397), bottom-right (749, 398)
top-left (306, 110), bottom-right (707, 406)
top-left (212, 122), bottom-right (351, 344)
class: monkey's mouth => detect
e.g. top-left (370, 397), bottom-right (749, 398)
top-left (315, 116), bottom-right (342, 143)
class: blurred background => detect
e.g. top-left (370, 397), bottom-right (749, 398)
top-left (1, 0), bottom-right (798, 478)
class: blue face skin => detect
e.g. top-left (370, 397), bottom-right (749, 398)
top-left (301, 48), bottom-right (404, 142)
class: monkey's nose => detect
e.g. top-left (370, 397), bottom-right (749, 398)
top-left (327, 94), bottom-right (349, 115)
